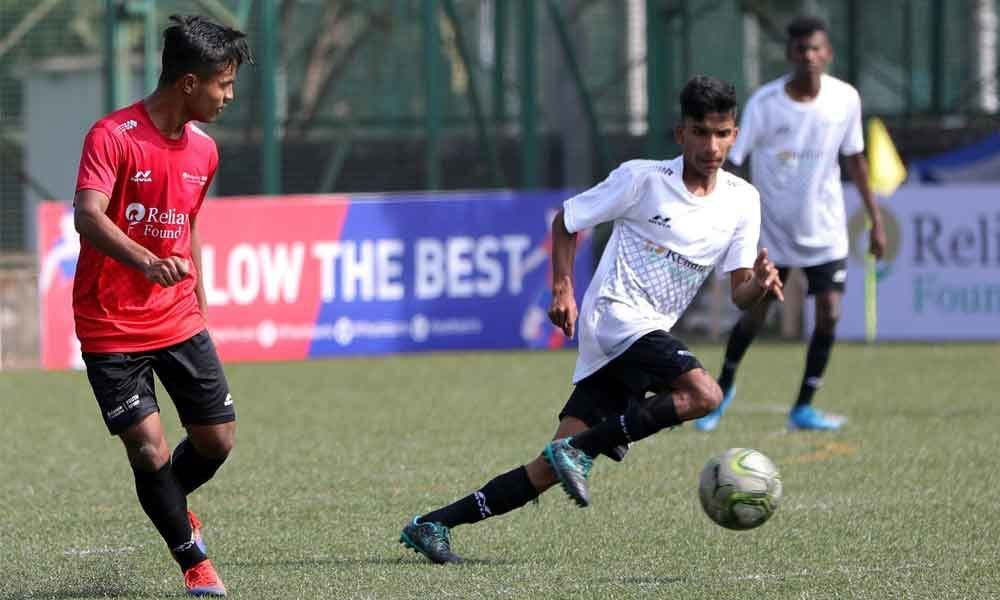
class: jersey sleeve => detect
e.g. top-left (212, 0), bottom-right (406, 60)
top-left (840, 89), bottom-right (865, 156)
top-left (562, 164), bottom-right (639, 233)
top-left (718, 186), bottom-right (761, 273)
top-left (728, 94), bottom-right (761, 167)
top-left (76, 125), bottom-right (122, 198)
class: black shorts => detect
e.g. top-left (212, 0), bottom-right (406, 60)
top-left (558, 331), bottom-right (703, 461)
top-left (82, 330), bottom-right (235, 436)
top-left (778, 258), bottom-right (847, 295)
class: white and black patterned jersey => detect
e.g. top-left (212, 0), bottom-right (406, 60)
top-left (563, 156), bottom-right (760, 383)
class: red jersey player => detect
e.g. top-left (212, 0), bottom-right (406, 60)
top-left (73, 15), bottom-right (251, 597)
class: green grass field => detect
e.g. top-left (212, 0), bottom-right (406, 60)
top-left (3, 343), bottom-right (1000, 599)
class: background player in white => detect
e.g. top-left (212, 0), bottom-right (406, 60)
top-left (694, 16), bottom-right (886, 432)
top-left (399, 75), bottom-right (784, 564)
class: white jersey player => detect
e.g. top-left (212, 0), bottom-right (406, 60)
top-left (399, 76), bottom-right (785, 565)
top-left (694, 15), bottom-right (886, 433)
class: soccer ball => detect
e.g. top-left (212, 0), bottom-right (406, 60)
top-left (698, 448), bottom-right (782, 530)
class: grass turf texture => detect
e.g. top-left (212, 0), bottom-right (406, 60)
top-left (2, 343), bottom-right (999, 599)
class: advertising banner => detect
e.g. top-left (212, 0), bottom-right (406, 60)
top-left (817, 185), bottom-right (1000, 340)
top-left (39, 192), bottom-right (592, 369)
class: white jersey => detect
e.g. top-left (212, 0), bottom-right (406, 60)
top-left (728, 74), bottom-right (864, 267)
top-left (563, 157), bottom-right (761, 383)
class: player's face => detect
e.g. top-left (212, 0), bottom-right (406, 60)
top-left (675, 112), bottom-right (737, 179)
top-left (185, 62), bottom-right (238, 123)
top-left (787, 31), bottom-right (832, 77)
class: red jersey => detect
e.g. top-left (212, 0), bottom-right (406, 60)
top-left (73, 101), bottom-right (218, 353)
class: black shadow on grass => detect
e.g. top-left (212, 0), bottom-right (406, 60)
top-left (223, 557), bottom-right (406, 567)
top-left (222, 557), bottom-right (533, 568)
top-left (395, 558), bottom-right (532, 566)
top-left (598, 576), bottom-right (687, 585)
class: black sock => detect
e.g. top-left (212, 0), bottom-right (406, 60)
top-left (719, 321), bottom-right (757, 392)
top-left (571, 393), bottom-right (680, 457)
top-left (172, 438), bottom-right (226, 495)
top-left (796, 331), bottom-right (835, 407)
top-left (420, 466), bottom-right (539, 528)
top-left (133, 462), bottom-right (206, 571)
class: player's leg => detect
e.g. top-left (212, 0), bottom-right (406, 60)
top-left (172, 421), bottom-right (235, 556)
top-left (566, 369), bottom-right (720, 462)
top-left (155, 331), bottom-right (237, 496)
top-left (523, 415), bottom-right (590, 489)
top-left (719, 285), bottom-right (778, 390)
top-left (82, 350), bottom-right (210, 578)
top-left (789, 259), bottom-right (847, 430)
top-left (152, 330), bottom-right (233, 595)
top-left (694, 270), bottom-right (785, 431)
top-left (550, 332), bottom-right (720, 505)
top-left (401, 374), bottom-right (630, 563)
top-left (401, 416), bottom-right (587, 564)
top-left (173, 422), bottom-right (235, 496)
top-left (120, 412), bottom-right (210, 572)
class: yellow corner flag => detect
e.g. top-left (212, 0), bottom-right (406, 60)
top-left (867, 117), bottom-right (907, 196)
top-left (864, 117), bottom-right (907, 343)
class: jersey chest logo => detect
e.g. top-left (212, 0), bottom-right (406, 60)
top-left (647, 214), bottom-right (671, 229)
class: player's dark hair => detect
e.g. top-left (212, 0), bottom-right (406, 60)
top-left (679, 75), bottom-right (737, 121)
top-left (786, 15), bottom-right (828, 41)
top-left (159, 15), bottom-right (253, 86)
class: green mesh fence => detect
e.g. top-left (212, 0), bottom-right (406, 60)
top-left (0, 0), bottom-right (997, 252)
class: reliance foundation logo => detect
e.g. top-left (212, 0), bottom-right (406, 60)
top-left (125, 202), bottom-right (146, 223)
top-left (124, 202), bottom-right (189, 239)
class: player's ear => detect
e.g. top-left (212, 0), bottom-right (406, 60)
top-left (181, 73), bottom-right (198, 95)
top-left (673, 124), bottom-right (684, 146)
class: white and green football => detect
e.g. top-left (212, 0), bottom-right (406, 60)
top-left (698, 448), bottom-right (782, 530)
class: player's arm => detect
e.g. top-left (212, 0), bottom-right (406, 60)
top-left (730, 248), bottom-right (784, 309)
top-left (844, 153), bottom-right (886, 259)
top-left (73, 189), bottom-right (189, 286)
top-left (548, 209), bottom-right (578, 338)
top-left (190, 214), bottom-right (207, 314)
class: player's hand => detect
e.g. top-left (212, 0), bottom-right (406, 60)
top-left (869, 218), bottom-right (887, 260)
top-left (548, 285), bottom-right (578, 338)
top-left (753, 248), bottom-right (784, 303)
top-left (143, 255), bottom-right (190, 287)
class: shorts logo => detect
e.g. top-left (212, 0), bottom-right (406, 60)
top-left (106, 394), bottom-right (141, 420)
top-left (677, 350), bottom-right (694, 357)
top-left (125, 203), bottom-right (146, 223)
top-left (833, 269), bottom-right (847, 283)
top-left (223, 393), bottom-right (233, 407)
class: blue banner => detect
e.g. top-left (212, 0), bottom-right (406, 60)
top-left (305, 190), bottom-right (593, 357)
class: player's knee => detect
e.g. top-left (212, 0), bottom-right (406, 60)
top-left (816, 309), bottom-right (840, 334)
top-left (685, 377), bottom-right (723, 418)
top-left (188, 423), bottom-right (236, 460)
top-left (128, 440), bottom-right (170, 472)
top-left (197, 433), bottom-right (234, 460)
